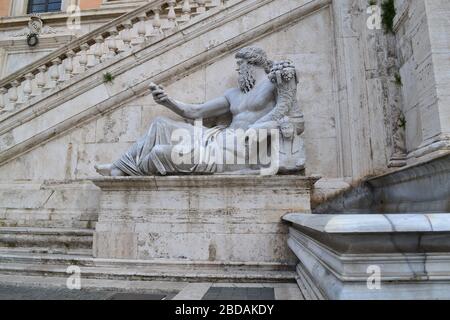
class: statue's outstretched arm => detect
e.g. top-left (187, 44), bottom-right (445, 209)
top-left (149, 83), bottom-right (230, 119)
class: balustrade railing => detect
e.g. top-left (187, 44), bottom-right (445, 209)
top-left (0, 0), bottom-right (221, 113)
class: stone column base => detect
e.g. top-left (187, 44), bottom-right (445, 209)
top-left (284, 213), bottom-right (450, 299)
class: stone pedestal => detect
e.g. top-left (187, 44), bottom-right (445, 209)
top-left (284, 213), bottom-right (450, 299)
top-left (91, 175), bottom-right (317, 266)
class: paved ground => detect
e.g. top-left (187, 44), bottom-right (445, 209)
top-left (0, 276), bottom-right (304, 300)
top-left (0, 285), bottom-right (275, 300)
top-left (202, 287), bottom-right (275, 300)
top-left (0, 285), bottom-right (170, 300)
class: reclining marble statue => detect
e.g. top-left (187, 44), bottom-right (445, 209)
top-left (95, 47), bottom-right (305, 176)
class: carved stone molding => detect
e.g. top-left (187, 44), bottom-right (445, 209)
top-left (11, 15), bottom-right (57, 37)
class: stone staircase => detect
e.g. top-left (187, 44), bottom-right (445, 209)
top-left (0, 259), bottom-right (296, 283)
top-left (0, 225), bottom-right (297, 283)
top-left (0, 245), bottom-right (297, 283)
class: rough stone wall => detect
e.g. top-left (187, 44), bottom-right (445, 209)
top-left (395, 0), bottom-right (450, 163)
top-left (427, 0), bottom-right (450, 137)
top-left (309, 0), bottom-right (406, 204)
top-left (331, 0), bottom-right (405, 179)
top-left (0, 180), bottom-right (100, 228)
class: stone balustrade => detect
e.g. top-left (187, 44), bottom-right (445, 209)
top-left (0, 0), bottom-right (220, 113)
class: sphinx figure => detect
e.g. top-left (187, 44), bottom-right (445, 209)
top-left (95, 47), bottom-right (305, 176)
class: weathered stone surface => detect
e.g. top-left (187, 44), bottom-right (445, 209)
top-left (91, 175), bottom-right (317, 263)
top-left (0, 180), bottom-right (100, 228)
top-left (395, 0), bottom-right (450, 164)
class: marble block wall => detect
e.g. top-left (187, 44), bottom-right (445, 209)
top-left (395, 0), bottom-right (450, 163)
top-left (0, 180), bottom-right (100, 228)
top-left (92, 176), bottom-right (316, 263)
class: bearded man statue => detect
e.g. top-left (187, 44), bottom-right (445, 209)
top-left (95, 47), bottom-right (305, 176)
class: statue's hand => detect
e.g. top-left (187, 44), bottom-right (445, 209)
top-left (149, 83), bottom-right (171, 105)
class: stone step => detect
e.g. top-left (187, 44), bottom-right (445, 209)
top-left (0, 250), bottom-right (296, 283)
top-left (0, 227), bottom-right (94, 236)
top-left (0, 262), bottom-right (296, 283)
top-left (0, 220), bottom-right (95, 229)
top-left (0, 274), bottom-right (304, 300)
top-left (0, 274), bottom-right (184, 296)
top-left (0, 250), bottom-right (293, 270)
top-left (0, 252), bottom-right (94, 266)
top-left (0, 247), bottom-right (92, 256)
top-left (0, 227), bottom-right (93, 251)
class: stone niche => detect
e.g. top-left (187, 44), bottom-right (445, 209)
top-left (91, 175), bottom-right (317, 265)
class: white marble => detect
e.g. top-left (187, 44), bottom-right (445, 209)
top-left (92, 176), bottom-right (317, 263)
top-left (285, 212), bottom-right (450, 300)
top-left (283, 213), bottom-right (450, 233)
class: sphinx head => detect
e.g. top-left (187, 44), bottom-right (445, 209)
top-left (235, 47), bottom-right (273, 93)
top-left (279, 117), bottom-right (295, 139)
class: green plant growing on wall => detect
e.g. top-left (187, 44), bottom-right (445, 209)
top-left (368, 0), bottom-right (377, 6)
top-left (398, 114), bottom-right (406, 129)
top-left (381, 0), bottom-right (396, 34)
top-left (394, 73), bottom-right (402, 86)
top-left (103, 72), bottom-right (115, 84)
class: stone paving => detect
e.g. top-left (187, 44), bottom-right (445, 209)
top-left (202, 287), bottom-right (275, 300)
top-left (0, 285), bottom-right (169, 300)
top-left (0, 284), bottom-right (279, 300)
top-left (0, 276), bottom-right (303, 300)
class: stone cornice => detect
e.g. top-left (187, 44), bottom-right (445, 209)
top-left (284, 212), bottom-right (450, 234)
top-left (90, 175), bottom-right (319, 190)
top-left (287, 225), bottom-right (450, 281)
top-left (0, 34), bottom-right (76, 50)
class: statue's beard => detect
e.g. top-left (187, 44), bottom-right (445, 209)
top-left (238, 63), bottom-right (256, 93)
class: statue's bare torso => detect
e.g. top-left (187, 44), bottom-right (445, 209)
top-left (226, 79), bottom-right (277, 130)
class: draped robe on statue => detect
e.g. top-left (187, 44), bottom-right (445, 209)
top-left (113, 117), bottom-right (230, 176)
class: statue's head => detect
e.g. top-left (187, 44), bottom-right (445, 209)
top-left (235, 47), bottom-right (273, 93)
